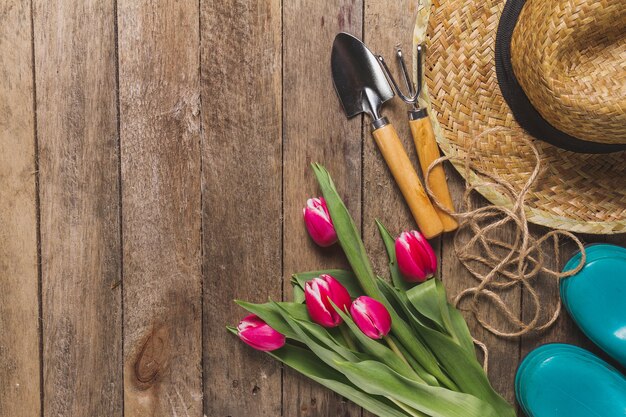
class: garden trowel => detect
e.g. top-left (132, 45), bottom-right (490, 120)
top-left (331, 32), bottom-right (443, 238)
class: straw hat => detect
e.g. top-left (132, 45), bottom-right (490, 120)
top-left (414, 0), bottom-right (626, 234)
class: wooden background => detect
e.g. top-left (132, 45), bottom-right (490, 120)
top-left (1, 0), bottom-right (624, 416)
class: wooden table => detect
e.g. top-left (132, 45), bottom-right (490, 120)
top-left (1, 1), bottom-right (623, 416)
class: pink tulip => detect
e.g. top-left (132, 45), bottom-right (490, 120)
top-left (395, 230), bottom-right (437, 283)
top-left (303, 197), bottom-right (338, 247)
top-left (304, 274), bottom-right (351, 327)
top-left (350, 296), bottom-right (392, 339)
top-left (237, 314), bottom-right (286, 351)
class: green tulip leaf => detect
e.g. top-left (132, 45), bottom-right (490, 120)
top-left (334, 360), bottom-right (499, 417)
top-left (447, 304), bottom-right (475, 356)
top-left (375, 218), bottom-right (472, 355)
top-left (273, 344), bottom-right (417, 417)
top-left (375, 278), bottom-right (514, 415)
top-left (313, 164), bottom-right (453, 388)
top-left (405, 278), bottom-right (475, 356)
top-left (227, 327), bottom-right (415, 417)
top-left (377, 278), bottom-right (444, 334)
top-left (312, 164), bottom-right (380, 297)
top-left (272, 302), bottom-right (371, 364)
top-left (331, 302), bottom-right (426, 383)
top-left (433, 279), bottom-right (474, 355)
top-left (270, 303), bottom-right (503, 417)
top-left (292, 284), bottom-right (306, 303)
top-left (416, 323), bottom-right (514, 416)
top-left (270, 341), bottom-right (416, 417)
top-left (273, 302), bottom-right (365, 369)
top-left (293, 318), bottom-right (364, 363)
top-left (376, 219), bottom-right (411, 292)
top-left (388, 334), bottom-right (436, 387)
top-left (235, 300), bottom-right (323, 343)
top-left (235, 300), bottom-right (302, 341)
top-left (406, 279), bottom-right (452, 336)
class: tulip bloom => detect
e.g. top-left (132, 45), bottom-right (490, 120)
top-left (395, 230), bottom-right (437, 282)
top-left (304, 274), bottom-right (351, 327)
top-left (237, 314), bottom-right (286, 351)
top-left (303, 197), bottom-right (338, 247)
top-left (350, 296), bottom-right (392, 339)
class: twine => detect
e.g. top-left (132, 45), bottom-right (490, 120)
top-left (424, 127), bottom-right (587, 348)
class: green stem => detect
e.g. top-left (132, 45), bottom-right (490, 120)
top-left (391, 335), bottom-right (440, 387)
top-left (384, 335), bottom-right (409, 366)
top-left (339, 324), bottom-right (357, 351)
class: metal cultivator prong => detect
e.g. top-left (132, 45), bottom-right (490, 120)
top-left (377, 44), bottom-right (425, 109)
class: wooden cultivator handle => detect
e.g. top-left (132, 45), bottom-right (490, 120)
top-left (372, 122), bottom-right (444, 238)
top-left (409, 114), bottom-right (458, 232)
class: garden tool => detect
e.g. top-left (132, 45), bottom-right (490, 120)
top-left (331, 32), bottom-right (443, 238)
top-left (378, 46), bottom-right (458, 232)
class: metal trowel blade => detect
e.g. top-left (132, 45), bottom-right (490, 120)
top-left (331, 32), bottom-right (394, 120)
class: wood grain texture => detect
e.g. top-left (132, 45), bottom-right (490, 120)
top-left (200, 0), bottom-right (283, 416)
top-left (0, 1), bottom-right (40, 415)
top-left (33, 0), bottom-right (122, 415)
top-left (117, 1), bottom-right (203, 415)
top-left (441, 169), bottom-right (520, 406)
top-left (363, 0), bottom-right (430, 283)
top-left (362, 3), bottom-right (429, 417)
top-left (1, 3), bottom-right (624, 416)
top-left (282, 1), bottom-right (363, 416)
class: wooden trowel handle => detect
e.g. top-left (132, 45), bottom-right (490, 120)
top-left (408, 114), bottom-right (458, 232)
top-left (372, 123), bottom-right (443, 239)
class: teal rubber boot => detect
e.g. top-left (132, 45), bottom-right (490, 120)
top-left (561, 244), bottom-right (626, 367)
top-left (516, 244), bottom-right (626, 416)
top-left (516, 343), bottom-right (626, 417)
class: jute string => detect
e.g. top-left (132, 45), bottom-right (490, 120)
top-left (424, 127), bottom-right (587, 372)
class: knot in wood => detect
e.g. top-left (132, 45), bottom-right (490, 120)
top-left (133, 326), bottom-right (169, 385)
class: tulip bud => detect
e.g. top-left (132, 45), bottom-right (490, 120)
top-left (304, 274), bottom-right (351, 327)
top-left (237, 314), bottom-right (286, 351)
top-left (303, 197), bottom-right (338, 247)
top-left (349, 296), bottom-right (392, 339)
top-left (395, 230), bottom-right (437, 282)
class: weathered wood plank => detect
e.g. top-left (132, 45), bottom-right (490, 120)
top-left (117, 1), bottom-right (203, 415)
top-left (441, 170), bottom-right (520, 405)
top-left (33, 0), bottom-right (122, 415)
top-left (200, 1), bottom-right (283, 416)
top-left (362, 3), bottom-right (425, 416)
top-left (282, 1), bottom-right (363, 416)
top-left (362, 0), bottom-right (426, 297)
top-left (0, 1), bottom-right (40, 415)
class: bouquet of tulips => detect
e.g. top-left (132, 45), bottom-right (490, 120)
top-left (229, 165), bottom-right (516, 417)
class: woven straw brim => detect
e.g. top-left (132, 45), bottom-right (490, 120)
top-left (414, 0), bottom-right (626, 234)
